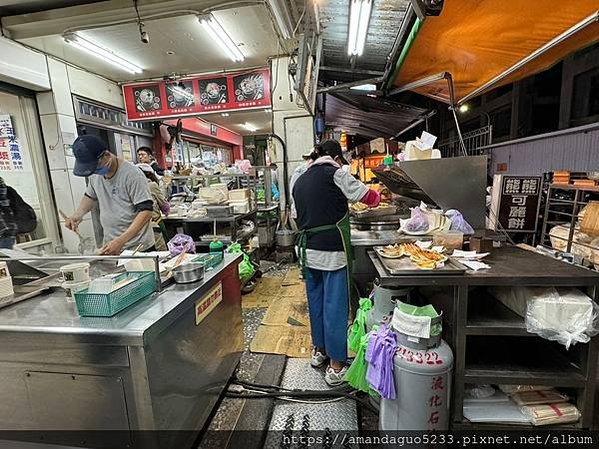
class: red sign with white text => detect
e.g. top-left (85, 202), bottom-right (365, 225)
top-left (123, 68), bottom-right (271, 121)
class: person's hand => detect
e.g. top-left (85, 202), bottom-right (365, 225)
top-left (99, 238), bottom-right (126, 255)
top-left (65, 215), bottom-right (82, 232)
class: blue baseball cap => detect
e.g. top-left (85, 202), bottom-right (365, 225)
top-left (72, 135), bottom-right (107, 177)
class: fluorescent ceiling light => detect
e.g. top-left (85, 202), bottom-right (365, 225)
top-left (243, 122), bottom-right (258, 132)
top-left (347, 0), bottom-right (372, 57)
top-left (266, 0), bottom-right (294, 39)
top-left (350, 83), bottom-right (377, 91)
top-left (199, 14), bottom-right (245, 62)
top-left (64, 33), bottom-right (143, 74)
top-left (221, 113), bottom-right (230, 117)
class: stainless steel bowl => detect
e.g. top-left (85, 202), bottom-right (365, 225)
top-left (172, 263), bottom-right (205, 284)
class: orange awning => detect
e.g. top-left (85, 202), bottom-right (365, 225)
top-left (393, 1), bottom-right (599, 103)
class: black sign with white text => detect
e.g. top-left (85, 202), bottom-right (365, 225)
top-left (498, 176), bottom-right (542, 232)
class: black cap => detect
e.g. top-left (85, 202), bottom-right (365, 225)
top-left (318, 140), bottom-right (348, 165)
top-left (72, 135), bottom-right (107, 177)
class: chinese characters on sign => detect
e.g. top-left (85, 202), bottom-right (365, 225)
top-left (195, 281), bottom-right (223, 325)
top-left (0, 115), bottom-right (23, 171)
top-left (428, 376), bottom-right (444, 429)
top-left (123, 68), bottom-right (271, 121)
top-left (498, 176), bottom-right (542, 232)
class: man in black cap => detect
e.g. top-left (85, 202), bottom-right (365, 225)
top-left (64, 135), bottom-right (155, 255)
top-left (294, 139), bottom-right (380, 386)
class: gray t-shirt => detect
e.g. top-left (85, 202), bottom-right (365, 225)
top-left (85, 160), bottom-right (155, 250)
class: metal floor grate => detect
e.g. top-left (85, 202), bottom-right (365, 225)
top-left (264, 359), bottom-right (358, 448)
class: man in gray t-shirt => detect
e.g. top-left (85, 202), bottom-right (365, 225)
top-left (65, 135), bottom-right (155, 255)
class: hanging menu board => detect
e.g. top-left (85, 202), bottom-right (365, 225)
top-left (123, 68), bottom-right (271, 121)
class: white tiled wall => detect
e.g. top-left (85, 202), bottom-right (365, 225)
top-left (34, 56), bottom-right (124, 252)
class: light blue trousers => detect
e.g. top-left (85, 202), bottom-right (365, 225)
top-left (305, 267), bottom-right (349, 363)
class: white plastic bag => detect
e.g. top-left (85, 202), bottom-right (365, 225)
top-left (525, 288), bottom-right (599, 349)
top-left (490, 286), bottom-right (599, 349)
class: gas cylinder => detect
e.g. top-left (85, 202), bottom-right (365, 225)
top-left (366, 285), bottom-right (412, 331)
top-left (379, 311), bottom-right (454, 431)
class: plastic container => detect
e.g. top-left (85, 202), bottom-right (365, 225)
top-left (229, 200), bottom-right (250, 214)
top-left (63, 279), bottom-right (90, 300)
top-left (74, 271), bottom-right (156, 317)
top-left (433, 231), bottom-right (464, 252)
top-left (124, 258), bottom-right (156, 272)
top-left (60, 262), bottom-right (90, 282)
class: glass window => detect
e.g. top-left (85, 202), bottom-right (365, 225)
top-left (0, 91), bottom-right (56, 244)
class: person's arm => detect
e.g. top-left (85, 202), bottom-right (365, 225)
top-left (333, 169), bottom-right (381, 207)
top-left (99, 209), bottom-right (152, 255)
top-left (65, 193), bottom-right (96, 232)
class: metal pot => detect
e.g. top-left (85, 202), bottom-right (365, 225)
top-left (276, 229), bottom-right (296, 247)
top-left (172, 263), bottom-right (205, 284)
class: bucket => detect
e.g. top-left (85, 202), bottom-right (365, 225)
top-left (276, 229), bottom-right (296, 247)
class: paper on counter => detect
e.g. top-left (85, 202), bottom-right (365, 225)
top-left (415, 240), bottom-right (432, 249)
top-left (453, 250), bottom-right (490, 260)
top-left (117, 250), bottom-right (171, 266)
top-left (461, 260), bottom-right (491, 271)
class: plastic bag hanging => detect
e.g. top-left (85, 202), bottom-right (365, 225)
top-left (366, 324), bottom-right (398, 400)
top-left (405, 207), bottom-right (429, 233)
top-left (348, 298), bottom-right (373, 353)
top-left (345, 332), bottom-right (376, 395)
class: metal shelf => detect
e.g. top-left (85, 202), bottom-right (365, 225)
top-left (164, 210), bottom-right (257, 223)
top-left (466, 292), bottom-right (530, 336)
top-left (465, 336), bottom-right (587, 387)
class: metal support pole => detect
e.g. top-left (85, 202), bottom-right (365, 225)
top-left (446, 73), bottom-right (468, 156)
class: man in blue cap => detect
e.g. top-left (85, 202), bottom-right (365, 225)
top-left (64, 135), bottom-right (155, 255)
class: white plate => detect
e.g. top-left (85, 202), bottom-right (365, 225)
top-left (375, 248), bottom-right (405, 259)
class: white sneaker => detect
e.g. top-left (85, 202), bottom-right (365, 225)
top-left (324, 365), bottom-right (348, 387)
top-left (310, 348), bottom-right (328, 368)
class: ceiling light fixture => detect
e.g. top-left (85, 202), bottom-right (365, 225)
top-left (459, 104), bottom-right (469, 113)
top-left (266, 0), bottom-right (295, 39)
top-left (199, 14), bottom-right (245, 62)
top-left (347, 0), bottom-right (373, 57)
top-left (221, 113), bottom-right (230, 117)
top-left (243, 122), bottom-right (258, 132)
top-left (64, 33), bottom-right (143, 74)
top-left (350, 83), bottom-right (377, 91)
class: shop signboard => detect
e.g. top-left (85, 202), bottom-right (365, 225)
top-left (493, 175), bottom-right (542, 233)
top-left (123, 68), bottom-right (271, 121)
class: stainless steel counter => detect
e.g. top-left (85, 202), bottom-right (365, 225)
top-left (0, 253), bottom-right (244, 449)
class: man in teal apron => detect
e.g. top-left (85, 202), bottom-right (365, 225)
top-left (293, 140), bottom-right (380, 386)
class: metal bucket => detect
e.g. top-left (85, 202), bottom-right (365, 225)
top-left (276, 229), bottom-right (296, 247)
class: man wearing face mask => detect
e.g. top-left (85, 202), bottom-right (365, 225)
top-left (65, 135), bottom-right (155, 255)
top-left (293, 140), bottom-right (380, 386)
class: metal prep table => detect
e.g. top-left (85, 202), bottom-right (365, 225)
top-left (0, 253), bottom-right (244, 449)
top-left (369, 245), bottom-right (599, 430)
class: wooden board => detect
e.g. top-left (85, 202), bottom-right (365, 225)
top-left (261, 295), bottom-right (309, 327)
top-left (250, 325), bottom-right (312, 358)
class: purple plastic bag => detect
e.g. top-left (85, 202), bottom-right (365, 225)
top-left (366, 325), bottom-right (398, 399)
top-left (445, 209), bottom-right (475, 235)
top-left (406, 207), bottom-right (429, 233)
top-left (167, 234), bottom-right (196, 256)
